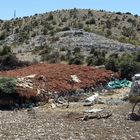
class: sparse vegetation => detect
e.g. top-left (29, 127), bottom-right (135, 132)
top-left (0, 77), bottom-right (17, 94)
top-left (0, 9), bottom-right (139, 46)
top-left (105, 53), bottom-right (140, 80)
top-left (0, 8), bottom-right (139, 80)
top-left (41, 50), bottom-right (60, 63)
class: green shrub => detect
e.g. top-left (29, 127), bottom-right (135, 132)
top-left (86, 18), bottom-right (96, 24)
top-left (90, 47), bottom-right (95, 54)
top-left (105, 20), bottom-right (112, 29)
top-left (60, 54), bottom-right (67, 61)
top-left (73, 22), bottom-right (84, 29)
top-left (118, 37), bottom-right (140, 46)
top-left (0, 54), bottom-right (30, 70)
top-left (40, 45), bottom-right (52, 55)
top-left (119, 61), bottom-right (137, 80)
top-left (0, 46), bottom-right (12, 56)
top-left (73, 47), bottom-right (81, 55)
top-left (84, 27), bottom-right (92, 32)
top-left (69, 54), bottom-right (84, 65)
top-left (134, 52), bottom-right (140, 62)
top-left (116, 12), bottom-right (122, 15)
top-left (60, 47), bottom-right (66, 51)
top-left (105, 29), bottom-right (112, 37)
top-left (0, 77), bottom-right (17, 94)
top-left (125, 12), bottom-right (132, 15)
top-left (0, 31), bottom-right (6, 40)
top-left (47, 13), bottom-right (54, 20)
top-left (61, 26), bottom-right (70, 31)
top-left (105, 52), bottom-right (140, 79)
top-left (1, 54), bottom-right (18, 67)
top-left (50, 36), bottom-right (59, 43)
top-left (42, 28), bottom-right (48, 35)
top-left (86, 56), bottom-right (93, 66)
top-left (105, 58), bottom-right (119, 72)
top-left (66, 50), bottom-right (72, 60)
top-left (88, 10), bottom-right (93, 16)
top-left (87, 56), bottom-right (105, 66)
top-left (122, 27), bottom-right (136, 38)
top-left (61, 17), bottom-right (68, 22)
top-left (41, 50), bottom-right (60, 63)
top-left (18, 32), bottom-right (29, 42)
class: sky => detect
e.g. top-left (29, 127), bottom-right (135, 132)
top-left (0, 0), bottom-right (140, 20)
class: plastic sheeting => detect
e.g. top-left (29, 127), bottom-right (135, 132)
top-left (107, 79), bottom-right (132, 89)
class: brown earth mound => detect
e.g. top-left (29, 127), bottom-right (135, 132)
top-left (0, 63), bottom-right (117, 93)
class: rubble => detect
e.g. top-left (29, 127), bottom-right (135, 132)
top-left (82, 110), bottom-right (112, 121)
top-left (85, 93), bottom-right (99, 103)
top-left (85, 108), bottom-right (103, 113)
top-left (84, 93), bottom-right (99, 106)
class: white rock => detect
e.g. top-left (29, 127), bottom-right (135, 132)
top-left (25, 74), bottom-right (36, 78)
top-left (71, 75), bottom-right (81, 83)
top-left (85, 108), bottom-right (103, 113)
top-left (85, 93), bottom-right (99, 103)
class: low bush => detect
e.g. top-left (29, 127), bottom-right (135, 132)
top-left (0, 77), bottom-right (17, 94)
top-left (87, 56), bottom-right (105, 66)
top-left (0, 46), bottom-right (12, 56)
top-left (69, 54), bottom-right (84, 65)
top-left (41, 50), bottom-right (60, 63)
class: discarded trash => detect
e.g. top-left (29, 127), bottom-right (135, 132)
top-left (97, 98), bottom-right (106, 104)
top-left (83, 93), bottom-right (99, 106)
top-left (83, 102), bottom-right (94, 106)
top-left (85, 108), bottom-right (103, 113)
top-left (85, 93), bottom-right (99, 103)
top-left (107, 79), bottom-right (132, 89)
top-left (106, 98), bottom-right (127, 105)
top-left (82, 110), bottom-right (112, 121)
top-left (51, 103), bottom-right (56, 108)
top-left (119, 93), bottom-right (129, 101)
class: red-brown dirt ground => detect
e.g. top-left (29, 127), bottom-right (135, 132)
top-left (0, 63), bottom-right (116, 92)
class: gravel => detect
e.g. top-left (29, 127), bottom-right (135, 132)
top-left (0, 103), bottom-right (139, 140)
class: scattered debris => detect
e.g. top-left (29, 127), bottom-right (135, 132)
top-left (119, 93), bottom-right (129, 101)
top-left (127, 113), bottom-right (140, 121)
top-left (17, 76), bottom-right (34, 89)
top-left (107, 79), bottom-right (132, 89)
top-left (85, 93), bottom-right (99, 102)
top-left (84, 93), bottom-right (99, 106)
top-left (51, 103), bottom-right (56, 108)
top-left (82, 110), bottom-right (112, 121)
top-left (106, 98), bottom-right (128, 105)
top-left (85, 108), bottom-right (103, 113)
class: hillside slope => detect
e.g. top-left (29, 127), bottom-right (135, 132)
top-left (0, 9), bottom-right (140, 59)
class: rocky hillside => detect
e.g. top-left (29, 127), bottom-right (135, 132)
top-left (1, 9), bottom-right (140, 43)
top-left (0, 9), bottom-right (140, 55)
top-left (0, 9), bottom-right (139, 79)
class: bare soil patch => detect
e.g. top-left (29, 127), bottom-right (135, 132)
top-left (0, 63), bottom-right (116, 92)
